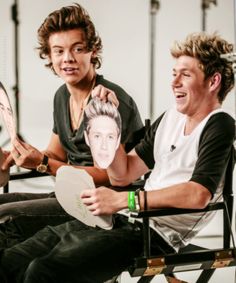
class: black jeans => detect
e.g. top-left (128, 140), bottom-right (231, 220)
top-left (0, 215), bottom-right (175, 283)
top-left (0, 215), bottom-right (143, 283)
top-left (0, 192), bottom-right (73, 249)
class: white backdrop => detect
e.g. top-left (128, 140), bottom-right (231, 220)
top-left (0, 0), bottom-right (235, 150)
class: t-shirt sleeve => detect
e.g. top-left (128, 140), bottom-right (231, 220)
top-left (119, 98), bottom-right (144, 144)
top-left (190, 112), bottom-right (235, 196)
top-left (135, 113), bottom-right (165, 169)
top-left (52, 94), bottom-right (58, 135)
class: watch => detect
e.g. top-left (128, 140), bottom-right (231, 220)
top-left (36, 155), bottom-right (49, 173)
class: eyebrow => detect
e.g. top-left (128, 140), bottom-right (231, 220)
top-left (172, 67), bottom-right (191, 72)
top-left (51, 42), bottom-right (85, 49)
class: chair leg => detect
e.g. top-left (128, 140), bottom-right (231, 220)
top-left (196, 269), bottom-right (215, 283)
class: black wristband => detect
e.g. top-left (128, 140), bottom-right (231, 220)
top-left (144, 190), bottom-right (147, 211)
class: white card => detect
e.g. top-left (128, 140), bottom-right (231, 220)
top-left (55, 166), bottom-right (113, 230)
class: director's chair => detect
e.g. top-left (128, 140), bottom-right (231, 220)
top-left (115, 145), bottom-right (235, 283)
top-left (2, 123), bottom-right (235, 283)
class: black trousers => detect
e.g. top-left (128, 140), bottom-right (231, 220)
top-left (0, 214), bottom-right (175, 283)
top-left (0, 192), bottom-right (73, 249)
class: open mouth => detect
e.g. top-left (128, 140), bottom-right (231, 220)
top-left (176, 92), bottom-right (187, 98)
top-left (62, 67), bottom-right (79, 72)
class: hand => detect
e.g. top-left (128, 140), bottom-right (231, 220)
top-left (1, 149), bottom-right (14, 171)
top-left (80, 186), bottom-right (126, 215)
top-left (10, 138), bottom-right (44, 169)
top-left (91, 85), bottom-right (119, 107)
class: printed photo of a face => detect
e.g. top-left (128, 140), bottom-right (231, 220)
top-left (84, 98), bottom-right (121, 169)
top-left (0, 83), bottom-right (16, 142)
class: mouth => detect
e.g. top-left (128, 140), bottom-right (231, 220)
top-left (61, 67), bottom-right (79, 73)
top-left (98, 153), bottom-right (109, 159)
top-left (175, 92), bottom-right (187, 98)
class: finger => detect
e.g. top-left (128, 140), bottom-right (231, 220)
top-left (11, 146), bottom-right (21, 159)
top-left (1, 154), bottom-right (14, 170)
top-left (107, 92), bottom-right (119, 107)
top-left (12, 139), bottom-right (27, 156)
top-left (91, 85), bottom-right (103, 98)
top-left (80, 189), bottom-right (93, 199)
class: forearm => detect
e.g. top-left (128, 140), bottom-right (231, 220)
top-left (139, 181), bottom-right (212, 210)
top-left (45, 157), bottom-right (109, 186)
top-left (107, 145), bottom-right (131, 186)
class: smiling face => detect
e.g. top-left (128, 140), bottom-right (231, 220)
top-left (48, 29), bottom-right (95, 86)
top-left (171, 55), bottom-right (215, 118)
top-left (84, 116), bottom-right (120, 169)
top-left (0, 88), bottom-right (16, 141)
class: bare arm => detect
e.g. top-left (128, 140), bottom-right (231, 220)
top-left (82, 146), bottom-right (211, 214)
top-left (107, 145), bottom-right (149, 186)
top-left (81, 181), bottom-right (211, 216)
top-left (2, 133), bottom-right (109, 186)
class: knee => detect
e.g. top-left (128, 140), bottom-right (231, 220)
top-left (0, 203), bottom-right (18, 223)
top-left (24, 258), bottom-right (55, 283)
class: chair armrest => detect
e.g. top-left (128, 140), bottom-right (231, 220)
top-left (8, 169), bottom-right (49, 181)
top-left (130, 202), bottom-right (226, 218)
top-left (3, 169), bottom-right (49, 193)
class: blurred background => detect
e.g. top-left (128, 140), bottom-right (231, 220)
top-left (0, 0), bottom-right (235, 149)
top-left (0, 1), bottom-right (235, 281)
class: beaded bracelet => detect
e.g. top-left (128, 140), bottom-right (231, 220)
top-left (135, 189), bottom-right (141, 211)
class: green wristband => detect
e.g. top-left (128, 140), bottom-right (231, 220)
top-left (128, 191), bottom-right (136, 211)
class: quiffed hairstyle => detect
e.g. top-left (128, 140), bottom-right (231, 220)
top-left (171, 32), bottom-right (234, 103)
top-left (37, 3), bottom-right (102, 72)
top-left (84, 98), bottom-right (121, 135)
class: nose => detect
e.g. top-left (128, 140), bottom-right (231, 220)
top-left (63, 51), bottom-right (75, 63)
top-left (171, 74), bottom-right (182, 88)
top-left (101, 137), bottom-right (108, 150)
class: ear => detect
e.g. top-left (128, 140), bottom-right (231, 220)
top-left (91, 49), bottom-right (97, 59)
top-left (209, 72), bottom-right (221, 91)
top-left (84, 131), bottom-right (90, 147)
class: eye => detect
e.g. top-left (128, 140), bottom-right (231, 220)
top-left (183, 73), bottom-right (190, 77)
top-left (108, 135), bottom-right (115, 140)
top-left (93, 134), bottom-right (101, 139)
top-left (74, 45), bottom-right (84, 53)
top-left (52, 48), bottom-right (63, 56)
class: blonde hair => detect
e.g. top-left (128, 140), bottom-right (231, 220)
top-left (171, 32), bottom-right (234, 103)
top-left (84, 98), bottom-right (121, 135)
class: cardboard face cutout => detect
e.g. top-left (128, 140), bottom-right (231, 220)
top-left (84, 98), bottom-right (121, 169)
top-left (0, 82), bottom-right (16, 142)
top-left (84, 116), bottom-right (121, 169)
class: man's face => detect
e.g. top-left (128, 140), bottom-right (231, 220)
top-left (171, 55), bottom-right (212, 117)
top-left (0, 88), bottom-right (16, 141)
top-left (84, 116), bottom-right (120, 169)
top-left (48, 29), bottom-right (95, 86)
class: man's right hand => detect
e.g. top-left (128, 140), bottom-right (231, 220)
top-left (91, 85), bottom-right (119, 107)
top-left (1, 149), bottom-right (14, 171)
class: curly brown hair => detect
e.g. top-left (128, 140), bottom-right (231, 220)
top-left (171, 32), bottom-right (234, 103)
top-left (37, 3), bottom-right (102, 73)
